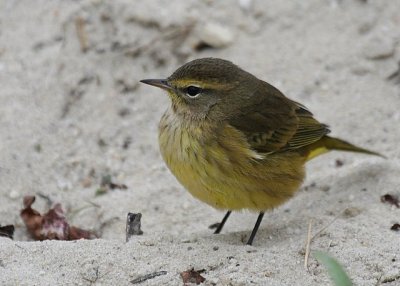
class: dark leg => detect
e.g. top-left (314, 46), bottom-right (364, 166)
top-left (214, 211), bottom-right (232, 234)
top-left (246, 212), bottom-right (265, 245)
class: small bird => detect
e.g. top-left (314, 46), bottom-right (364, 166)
top-left (140, 58), bottom-right (382, 245)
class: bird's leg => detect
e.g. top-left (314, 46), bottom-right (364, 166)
top-left (246, 212), bottom-right (265, 245)
top-left (213, 211), bottom-right (232, 234)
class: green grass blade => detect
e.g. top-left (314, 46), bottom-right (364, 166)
top-left (314, 251), bottom-right (352, 286)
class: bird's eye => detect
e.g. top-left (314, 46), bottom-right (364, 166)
top-left (185, 86), bottom-right (202, 97)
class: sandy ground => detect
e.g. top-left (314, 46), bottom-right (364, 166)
top-left (1, 0), bottom-right (400, 285)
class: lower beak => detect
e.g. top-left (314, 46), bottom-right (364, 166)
top-left (140, 79), bottom-right (171, 90)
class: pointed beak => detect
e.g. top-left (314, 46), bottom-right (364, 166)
top-left (140, 79), bottom-right (171, 90)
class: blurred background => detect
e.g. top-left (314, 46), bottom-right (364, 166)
top-left (0, 1), bottom-right (400, 284)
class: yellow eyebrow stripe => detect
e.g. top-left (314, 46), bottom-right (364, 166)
top-left (171, 79), bottom-right (232, 90)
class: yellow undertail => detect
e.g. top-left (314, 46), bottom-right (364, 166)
top-left (304, 136), bottom-right (384, 161)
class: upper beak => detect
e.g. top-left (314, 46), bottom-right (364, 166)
top-left (140, 79), bottom-right (171, 90)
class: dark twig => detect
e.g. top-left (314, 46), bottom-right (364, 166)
top-left (131, 271), bottom-right (167, 284)
top-left (37, 192), bottom-right (53, 207)
top-left (126, 213), bottom-right (143, 242)
top-left (0, 225), bottom-right (15, 239)
top-left (75, 17), bottom-right (88, 52)
top-left (387, 61), bottom-right (400, 84)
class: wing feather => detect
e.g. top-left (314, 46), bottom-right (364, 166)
top-left (228, 82), bottom-right (330, 154)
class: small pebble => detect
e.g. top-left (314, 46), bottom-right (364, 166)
top-left (198, 23), bottom-right (234, 48)
top-left (238, 0), bottom-right (253, 10)
top-left (228, 258), bottom-right (238, 265)
top-left (363, 36), bottom-right (395, 60)
top-left (293, 228), bottom-right (301, 235)
top-left (358, 16), bottom-right (377, 34)
top-left (351, 62), bottom-right (372, 76)
top-left (8, 190), bottom-right (20, 199)
top-left (245, 245), bottom-right (257, 253)
top-left (343, 207), bottom-right (362, 218)
top-left (335, 159), bottom-right (344, 167)
top-left (321, 185), bottom-right (331, 192)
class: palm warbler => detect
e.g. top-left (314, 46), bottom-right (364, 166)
top-left (140, 58), bottom-right (382, 245)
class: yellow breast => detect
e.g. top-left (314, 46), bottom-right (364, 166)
top-left (158, 108), bottom-right (306, 211)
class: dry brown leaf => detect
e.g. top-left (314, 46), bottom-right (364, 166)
top-left (180, 268), bottom-right (206, 285)
top-left (390, 223), bottom-right (400, 231)
top-left (381, 194), bottom-right (399, 208)
top-left (20, 195), bottom-right (95, 240)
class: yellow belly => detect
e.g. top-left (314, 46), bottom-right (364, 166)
top-left (158, 110), bottom-right (306, 211)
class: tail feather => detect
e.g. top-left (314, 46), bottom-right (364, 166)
top-left (305, 136), bottom-right (385, 161)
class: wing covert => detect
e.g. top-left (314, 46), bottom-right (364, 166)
top-left (228, 82), bottom-right (330, 154)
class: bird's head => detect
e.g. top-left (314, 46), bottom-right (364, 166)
top-left (140, 58), bottom-right (260, 121)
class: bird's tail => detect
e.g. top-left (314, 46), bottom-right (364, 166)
top-left (305, 136), bottom-right (384, 161)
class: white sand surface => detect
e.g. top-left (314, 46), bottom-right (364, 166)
top-left (1, 0), bottom-right (400, 285)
